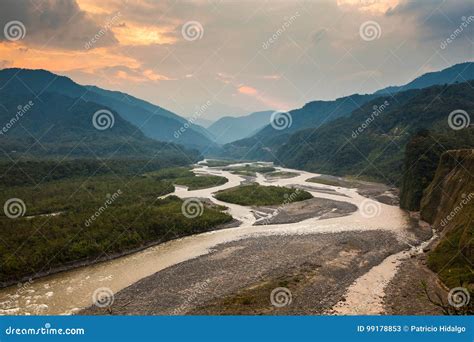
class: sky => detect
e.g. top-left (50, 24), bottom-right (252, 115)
top-left (0, 0), bottom-right (473, 121)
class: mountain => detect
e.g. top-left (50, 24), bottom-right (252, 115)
top-left (207, 110), bottom-right (274, 144)
top-left (0, 83), bottom-right (200, 163)
top-left (220, 62), bottom-right (474, 161)
top-left (186, 117), bottom-right (213, 128)
top-left (376, 62), bottom-right (474, 95)
top-left (0, 68), bottom-right (216, 152)
top-left (220, 94), bottom-right (378, 160)
top-left (276, 81), bottom-right (474, 185)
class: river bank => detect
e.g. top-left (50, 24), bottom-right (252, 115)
top-left (0, 161), bottom-right (437, 315)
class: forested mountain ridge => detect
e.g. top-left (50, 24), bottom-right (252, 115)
top-left (376, 62), bottom-right (474, 95)
top-left (276, 81), bottom-right (474, 185)
top-left (0, 68), bottom-right (216, 151)
top-left (0, 89), bottom-right (200, 163)
top-left (218, 62), bottom-right (474, 161)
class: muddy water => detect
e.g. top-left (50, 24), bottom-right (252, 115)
top-left (0, 162), bottom-right (411, 315)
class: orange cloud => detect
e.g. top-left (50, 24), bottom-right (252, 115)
top-left (238, 86), bottom-right (258, 95)
top-left (113, 23), bottom-right (176, 46)
top-left (237, 85), bottom-right (291, 110)
top-left (115, 68), bottom-right (175, 83)
top-left (0, 42), bottom-right (139, 73)
top-left (337, 0), bottom-right (400, 14)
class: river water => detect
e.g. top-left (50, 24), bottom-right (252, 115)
top-left (0, 162), bottom-right (411, 315)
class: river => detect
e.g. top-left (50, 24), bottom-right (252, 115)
top-left (0, 161), bottom-right (414, 315)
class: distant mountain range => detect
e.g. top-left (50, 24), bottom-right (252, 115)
top-left (0, 69), bottom-right (201, 163)
top-left (277, 82), bottom-right (474, 184)
top-left (0, 69), bottom-right (216, 152)
top-left (219, 62), bottom-right (474, 163)
top-left (207, 110), bottom-right (274, 144)
top-left (1, 62), bottom-right (473, 168)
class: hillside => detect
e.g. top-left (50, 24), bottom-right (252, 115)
top-left (207, 110), bottom-right (273, 144)
top-left (399, 129), bottom-right (474, 211)
top-left (275, 82), bottom-right (474, 185)
top-left (0, 68), bottom-right (216, 151)
top-left (220, 62), bottom-right (474, 161)
top-left (220, 94), bottom-right (377, 160)
top-left (0, 90), bottom-right (200, 162)
top-left (376, 62), bottom-right (474, 95)
top-left (420, 150), bottom-right (474, 290)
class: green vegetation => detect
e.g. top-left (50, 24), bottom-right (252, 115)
top-left (419, 150), bottom-right (474, 289)
top-left (399, 129), bottom-right (474, 210)
top-left (266, 171), bottom-right (298, 179)
top-left (0, 162), bottom-right (232, 284)
top-left (275, 82), bottom-right (474, 185)
top-left (201, 159), bottom-right (243, 167)
top-left (0, 159), bottom-right (195, 188)
top-left (223, 164), bottom-right (276, 177)
top-left (0, 90), bottom-right (201, 161)
top-left (145, 167), bottom-right (227, 190)
top-left (214, 184), bottom-right (312, 206)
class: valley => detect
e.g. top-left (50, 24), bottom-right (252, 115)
top-left (0, 161), bottom-right (441, 315)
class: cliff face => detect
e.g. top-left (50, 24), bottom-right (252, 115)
top-left (400, 128), bottom-right (474, 211)
top-left (420, 149), bottom-right (474, 288)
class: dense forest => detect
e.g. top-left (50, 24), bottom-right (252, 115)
top-left (276, 82), bottom-right (474, 185)
top-left (0, 160), bottom-right (231, 285)
top-left (214, 184), bottom-right (312, 206)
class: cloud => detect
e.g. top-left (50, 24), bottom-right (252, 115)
top-left (337, 0), bottom-right (401, 14)
top-left (0, 60), bottom-right (12, 68)
top-left (237, 85), bottom-right (291, 110)
top-left (0, 0), bottom-right (119, 50)
top-left (238, 86), bottom-right (258, 95)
